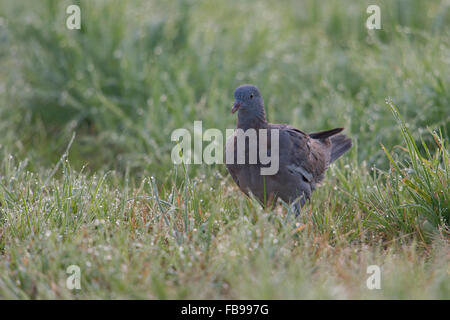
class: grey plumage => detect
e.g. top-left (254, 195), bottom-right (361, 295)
top-left (330, 134), bottom-right (353, 163)
top-left (226, 84), bottom-right (352, 216)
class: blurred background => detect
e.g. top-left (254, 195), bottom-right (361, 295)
top-left (0, 0), bottom-right (449, 181)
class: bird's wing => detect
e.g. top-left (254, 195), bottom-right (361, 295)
top-left (278, 124), bottom-right (331, 184)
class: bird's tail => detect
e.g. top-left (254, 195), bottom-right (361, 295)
top-left (330, 134), bottom-right (352, 162)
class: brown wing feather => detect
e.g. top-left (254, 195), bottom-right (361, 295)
top-left (309, 127), bottom-right (344, 139)
top-left (278, 124), bottom-right (331, 184)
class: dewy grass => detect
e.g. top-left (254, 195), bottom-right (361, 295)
top-left (366, 100), bottom-right (449, 243)
top-left (0, 0), bottom-right (448, 299)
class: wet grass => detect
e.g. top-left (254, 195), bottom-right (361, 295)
top-left (0, 0), bottom-right (448, 299)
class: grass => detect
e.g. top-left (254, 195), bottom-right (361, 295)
top-left (0, 0), bottom-right (449, 299)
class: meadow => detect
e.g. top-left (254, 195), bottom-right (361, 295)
top-left (0, 0), bottom-right (448, 299)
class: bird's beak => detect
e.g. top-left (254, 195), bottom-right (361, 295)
top-left (232, 101), bottom-right (241, 114)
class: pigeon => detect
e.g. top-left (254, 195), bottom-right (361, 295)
top-left (225, 84), bottom-right (352, 216)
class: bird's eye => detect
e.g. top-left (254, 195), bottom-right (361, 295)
top-left (250, 93), bottom-right (254, 99)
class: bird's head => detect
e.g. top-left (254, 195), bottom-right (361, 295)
top-left (232, 84), bottom-right (264, 115)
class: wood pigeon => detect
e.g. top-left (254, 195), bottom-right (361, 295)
top-left (225, 84), bottom-right (352, 216)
